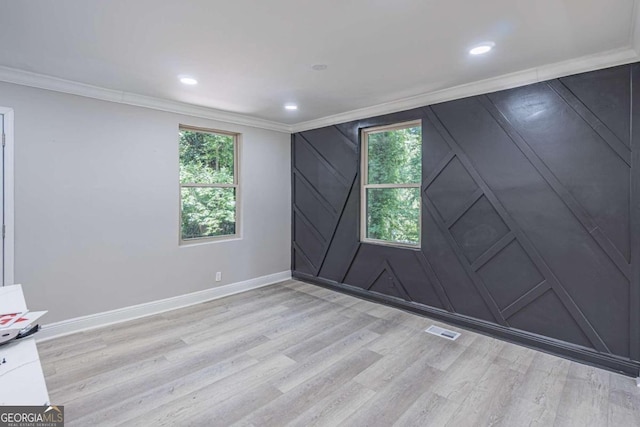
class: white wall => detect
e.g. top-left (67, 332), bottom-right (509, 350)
top-left (0, 82), bottom-right (291, 323)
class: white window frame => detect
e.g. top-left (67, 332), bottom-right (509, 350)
top-left (179, 125), bottom-right (241, 245)
top-left (360, 119), bottom-right (422, 248)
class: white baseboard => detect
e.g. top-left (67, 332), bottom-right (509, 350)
top-left (36, 270), bottom-right (291, 342)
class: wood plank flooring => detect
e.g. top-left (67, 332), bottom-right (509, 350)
top-left (38, 280), bottom-right (640, 426)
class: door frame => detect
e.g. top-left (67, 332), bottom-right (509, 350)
top-left (0, 107), bottom-right (15, 286)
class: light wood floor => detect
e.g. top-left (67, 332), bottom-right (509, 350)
top-left (38, 280), bottom-right (639, 426)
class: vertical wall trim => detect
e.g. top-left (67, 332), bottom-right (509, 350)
top-left (290, 134), bottom-right (296, 272)
top-left (630, 64), bottom-right (640, 360)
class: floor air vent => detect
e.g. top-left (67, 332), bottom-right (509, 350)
top-left (425, 325), bottom-right (461, 341)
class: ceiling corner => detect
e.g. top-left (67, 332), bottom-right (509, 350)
top-left (0, 65), bottom-right (292, 134)
top-left (290, 47), bottom-right (640, 134)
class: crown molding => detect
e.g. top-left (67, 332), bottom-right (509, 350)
top-left (1, 46), bottom-right (638, 136)
top-left (291, 47), bottom-right (640, 133)
top-left (0, 66), bottom-right (292, 133)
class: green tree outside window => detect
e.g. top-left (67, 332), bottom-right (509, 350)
top-left (179, 128), bottom-right (238, 241)
top-left (363, 122), bottom-right (421, 246)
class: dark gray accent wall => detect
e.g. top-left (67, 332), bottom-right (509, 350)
top-left (291, 63), bottom-right (640, 376)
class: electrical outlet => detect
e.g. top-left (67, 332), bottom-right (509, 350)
top-left (215, 272), bottom-right (222, 282)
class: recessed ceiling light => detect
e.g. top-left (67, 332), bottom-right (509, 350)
top-left (312, 64), bottom-right (328, 71)
top-left (469, 42), bottom-right (495, 55)
top-left (284, 104), bottom-right (298, 111)
top-left (179, 76), bottom-right (198, 85)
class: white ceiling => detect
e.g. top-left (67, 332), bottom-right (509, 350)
top-left (0, 0), bottom-right (638, 128)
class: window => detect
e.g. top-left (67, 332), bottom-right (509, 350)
top-left (361, 120), bottom-right (422, 247)
top-left (179, 125), bottom-right (239, 243)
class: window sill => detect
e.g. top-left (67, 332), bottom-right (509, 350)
top-left (179, 235), bottom-right (242, 247)
top-left (361, 238), bottom-right (421, 250)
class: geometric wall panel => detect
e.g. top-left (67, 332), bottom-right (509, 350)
top-left (299, 127), bottom-right (358, 180)
top-left (421, 208), bottom-right (497, 322)
top-left (488, 82), bottom-right (631, 262)
top-left (508, 290), bottom-right (594, 349)
top-left (317, 177), bottom-right (360, 283)
top-left (426, 157), bottom-right (479, 223)
top-left (292, 63), bottom-right (640, 372)
top-left (294, 137), bottom-right (348, 211)
top-left (449, 196), bottom-right (510, 263)
top-left (432, 93), bottom-right (631, 358)
top-left (293, 213), bottom-right (324, 268)
top-left (293, 174), bottom-right (334, 240)
top-left (560, 66), bottom-right (631, 149)
top-left (293, 250), bottom-right (314, 276)
top-left (477, 240), bottom-right (545, 311)
top-left (342, 242), bottom-right (447, 310)
top-left (367, 263), bottom-right (409, 301)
